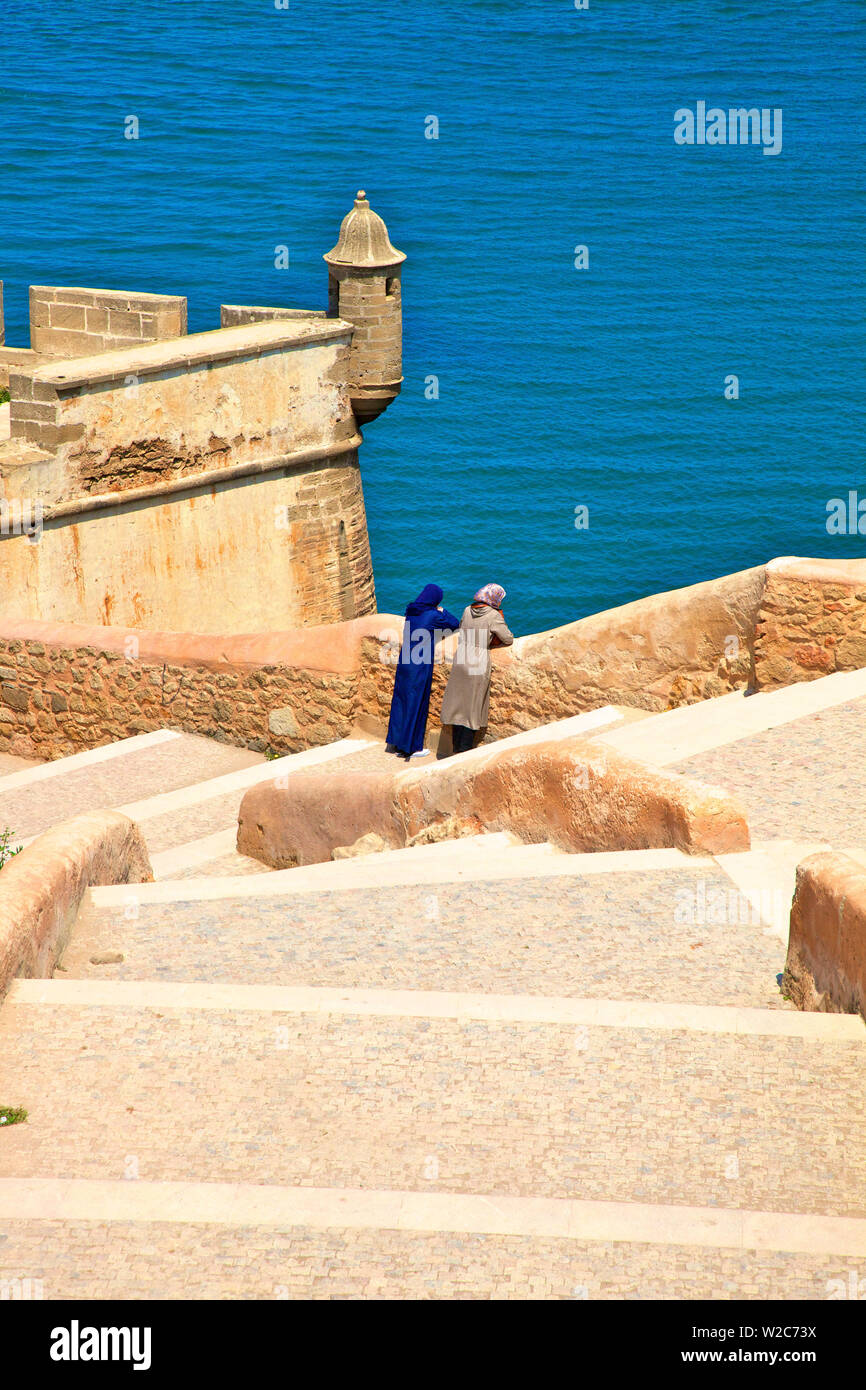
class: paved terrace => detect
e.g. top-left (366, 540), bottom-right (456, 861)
top-left (1, 668), bottom-right (865, 1298)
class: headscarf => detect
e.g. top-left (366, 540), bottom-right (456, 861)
top-left (472, 583), bottom-right (506, 609)
top-left (405, 583), bottom-right (443, 617)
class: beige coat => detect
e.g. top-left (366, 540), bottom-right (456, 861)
top-left (440, 603), bottom-right (514, 730)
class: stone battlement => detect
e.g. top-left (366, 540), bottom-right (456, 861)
top-left (0, 192), bottom-right (405, 636)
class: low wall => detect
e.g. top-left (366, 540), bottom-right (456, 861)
top-left (357, 564), bottom-right (767, 742)
top-left (0, 346), bottom-right (40, 393)
top-left (236, 736), bottom-right (750, 868)
top-left (0, 615), bottom-right (395, 760)
top-left (0, 810), bottom-right (152, 999)
top-left (754, 557), bottom-right (866, 689)
top-left (29, 285), bottom-right (187, 358)
top-left (784, 851), bottom-right (866, 1022)
top-left (2, 556), bottom-right (866, 762)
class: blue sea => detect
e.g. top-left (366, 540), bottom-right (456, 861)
top-left (1, 0), bottom-right (863, 636)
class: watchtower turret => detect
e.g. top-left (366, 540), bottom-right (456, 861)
top-left (324, 191), bottom-right (405, 425)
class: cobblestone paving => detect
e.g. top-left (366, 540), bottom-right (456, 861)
top-left (2, 1006), bottom-right (863, 1216)
top-left (0, 753), bottom-right (42, 777)
top-left (0, 734), bottom-right (263, 839)
top-left (672, 697), bottom-right (866, 846)
top-left (137, 788), bottom-right (270, 855)
top-left (0, 1220), bottom-right (850, 1300)
top-left (64, 871), bottom-right (791, 1009)
top-left (5, 704), bottom-right (866, 1299)
top-left (165, 852), bottom-right (272, 881)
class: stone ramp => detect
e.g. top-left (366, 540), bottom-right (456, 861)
top-left (0, 730), bottom-right (264, 841)
top-left (0, 980), bottom-right (863, 1299)
top-left (65, 855), bottom-right (792, 1009)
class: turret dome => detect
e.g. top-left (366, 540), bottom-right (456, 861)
top-left (324, 191), bottom-right (406, 269)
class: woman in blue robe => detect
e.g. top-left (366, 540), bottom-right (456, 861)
top-left (386, 583), bottom-right (460, 758)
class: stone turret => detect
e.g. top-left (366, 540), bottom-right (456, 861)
top-left (324, 191), bottom-right (405, 425)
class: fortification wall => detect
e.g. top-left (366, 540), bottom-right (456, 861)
top-left (29, 286), bottom-right (187, 358)
top-left (0, 318), bottom-right (376, 632)
top-left (1, 557), bottom-right (865, 763)
top-left (220, 305), bottom-right (327, 328)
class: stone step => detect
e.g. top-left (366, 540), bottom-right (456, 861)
top-left (118, 736), bottom-right (376, 857)
top-left (1, 983), bottom-right (862, 1222)
top-left (0, 979), bottom-right (863, 1298)
top-left (147, 826), bottom-right (524, 883)
top-left (0, 752), bottom-right (43, 778)
top-left (594, 665), bottom-right (866, 767)
top-left (65, 857), bottom-right (791, 1009)
top-left (82, 840), bottom-right (700, 909)
top-left (0, 1183), bottom-right (860, 1299)
top-left (0, 730), bottom-right (265, 841)
top-left (149, 829), bottom-right (273, 881)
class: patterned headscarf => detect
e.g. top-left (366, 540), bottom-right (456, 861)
top-left (473, 583), bottom-right (506, 608)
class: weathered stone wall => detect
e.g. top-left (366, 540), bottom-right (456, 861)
top-left (328, 264), bottom-right (403, 422)
top-left (0, 347), bottom-right (40, 394)
top-left (3, 557), bottom-right (866, 764)
top-left (236, 734), bottom-right (750, 868)
top-left (784, 850), bottom-right (866, 1022)
top-left (753, 557), bottom-right (866, 689)
top-left (0, 810), bottom-right (152, 998)
top-left (357, 564), bottom-right (767, 743)
top-left (0, 632), bottom-right (361, 761)
top-left (0, 319), bottom-right (376, 632)
top-left (220, 305), bottom-right (327, 328)
top-left (29, 286), bottom-right (187, 358)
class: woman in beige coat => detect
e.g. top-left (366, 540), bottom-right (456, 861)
top-left (440, 583), bottom-right (514, 754)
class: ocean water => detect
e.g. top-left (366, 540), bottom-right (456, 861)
top-left (1, 0), bottom-right (863, 636)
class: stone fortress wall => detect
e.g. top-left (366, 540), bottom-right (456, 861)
top-left (0, 192), bottom-right (405, 636)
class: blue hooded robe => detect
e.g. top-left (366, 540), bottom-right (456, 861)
top-left (386, 584), bottom-right (460, 755)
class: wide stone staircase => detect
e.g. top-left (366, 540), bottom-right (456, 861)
top-left (1, 670), bottom-right (866, 1299)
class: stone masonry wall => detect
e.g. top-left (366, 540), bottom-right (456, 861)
top-left (0, 321), bottom-right (373, 633)
top-left (29, 286), bottom-right (187, 358)
top-left (8, 370), bottom-right (62, 453)
top-left (336, 267), bottom-right (402, 390)
top-left (0, 636), bottom-right (359, 761)
top-left (356, 563), bottom-right (767, 744)
top-left (3, 557), bottom-right (866, 764)
top-left (356, 631), bottom-right (749, 748)
top-left (753, 559), bottom-right (866, 689)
